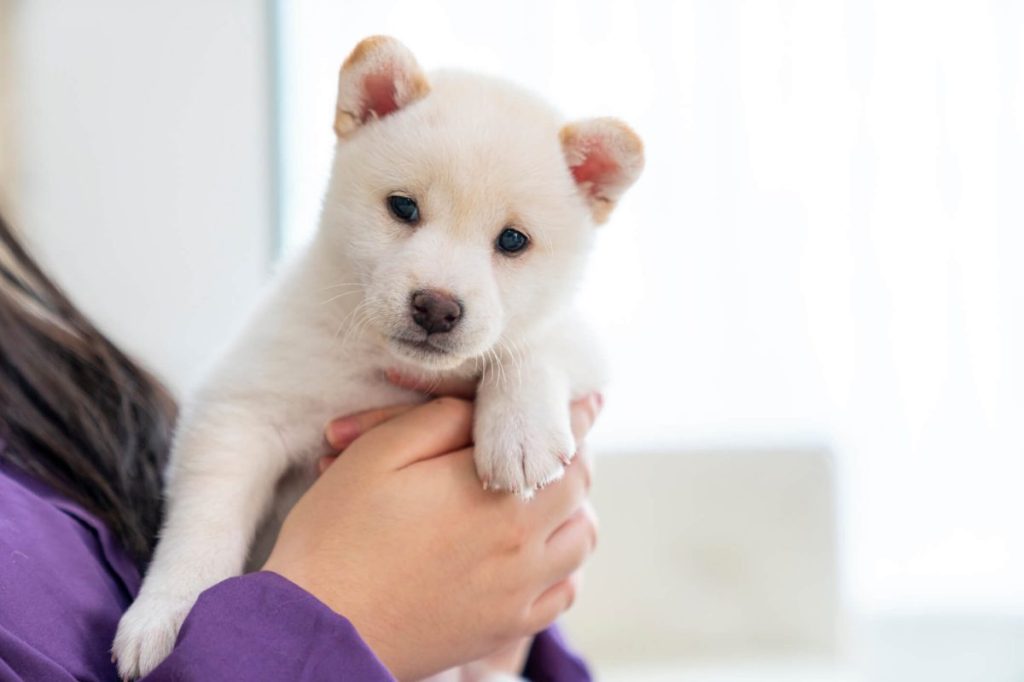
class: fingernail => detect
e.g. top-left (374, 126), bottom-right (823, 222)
top-left (559, 452), bottom-right (572, 466)
top-left (326, 418), bottom-right (360, 450)
top-left (594, 392), bottom-right (605, 410)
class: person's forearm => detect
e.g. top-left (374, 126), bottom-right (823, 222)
top-left (143, 572), bottom-right (394, 681)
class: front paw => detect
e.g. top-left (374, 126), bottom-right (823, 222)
top-left (474, 398), bottom-right (575, 498)
top-left (113, 591), bottom-right (195, 678)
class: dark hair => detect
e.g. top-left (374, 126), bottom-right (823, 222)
top-left (0, 211), bottom-right (176, 565)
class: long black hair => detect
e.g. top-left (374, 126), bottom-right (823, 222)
top-left (0, 210), bottom-right (176, 566)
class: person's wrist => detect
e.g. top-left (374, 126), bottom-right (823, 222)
top-left (263, 560), bottom-right (411, 678)
top-left (263, 555), bottom-right (345, 622)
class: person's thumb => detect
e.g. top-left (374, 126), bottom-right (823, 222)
top-left (339, 397), bottom-right (475, 470)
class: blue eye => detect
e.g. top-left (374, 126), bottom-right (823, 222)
top-left (387, 195), bottom-right (419, 224)
top-left (496, 227), bottom-right (529, 255)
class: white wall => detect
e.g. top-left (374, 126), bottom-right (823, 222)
top-left (277, 0), bottom-right (1024, 615)
top-left (0, 2), bottom-right (14, 194)
top-left (5, 0), bottom-right (274, 395)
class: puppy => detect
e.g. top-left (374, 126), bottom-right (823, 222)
top-left (113, 36), bottom-right (643, 679)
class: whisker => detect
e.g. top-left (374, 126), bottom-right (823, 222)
top-left (332, 302), bottom-right (364, 341)
top-left (502, 338), bottom-right (523, 385)
top-left (339, 300), bottom-right (374, 346)
top-left (318, 281), bottom-right (366, 292)
top-left (488, 347), bottom-right (505, 389)
top-left (319, 289), bottom-right (364, 306)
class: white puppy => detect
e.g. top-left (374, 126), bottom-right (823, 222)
top-left (113, 36), bottom-right (643, 680)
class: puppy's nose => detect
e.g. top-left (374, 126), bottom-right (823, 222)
top-left (410, 289), bottom-right (463, 334)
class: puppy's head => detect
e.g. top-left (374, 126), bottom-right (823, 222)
top-left (321, 36), bottom-right (643, 371)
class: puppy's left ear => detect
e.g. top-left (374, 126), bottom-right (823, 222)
top-left (334, 36), bottom-right (430, 139)
top-left (560, 118), bottom-right (644, 224)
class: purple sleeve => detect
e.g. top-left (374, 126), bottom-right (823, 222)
top-left (522, 626), bottom-right (592, 682)
top-left (145, 573), bottom-right (592, 682)
top-left (0, 462), bottom-right (587, 682)
top-left (144, 572), bottom-right (395, 681)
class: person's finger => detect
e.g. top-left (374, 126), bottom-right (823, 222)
top-left (324, 403), bottom-right (418, 450)
top-left (386, 368), bottom-right (478, 399)
top-left (547, 500), bottom-right (598, 550)
top-left (569, 392), bottom-right (602, 445)
top-left (562, 444), bottom-right (593, 494)
top-left (526, 571), bottom-right (582, 633)
top-left (540, 502), bottom-right (598, 584)
top-left (524, 450), bottom-right (591, 535)
top-left (316, 455), bottom-right (337, 476)
top-left (577, 445), bottom-right (593, 492)
top-left (346, 397), bottom-right (475, 469)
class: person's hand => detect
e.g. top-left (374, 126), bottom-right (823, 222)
top-left (315, 372), bottom-right (601, 677)
top-left (375, 371), bottom-right (602, 676)
top-left (263, 388), bottom-right (601, 681)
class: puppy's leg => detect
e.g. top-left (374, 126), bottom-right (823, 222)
top-left (113, 405), bottom-right (293, 678)
top-left (474, 317), bottom-right (605, 497)
top-left (473, 351), bottom-right (576, 497)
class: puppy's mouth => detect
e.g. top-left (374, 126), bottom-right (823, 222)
top-left (389, 335), bottom-right (461, 363)
top-left (391, 336), bottom-right (450, 354)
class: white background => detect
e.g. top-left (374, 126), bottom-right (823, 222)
top-left (5, 0), bottom-right (1022, 632)
top-left (5, 1), bottom-right (275, 394)
top-left (276, 0), bottom-right (1024, 616)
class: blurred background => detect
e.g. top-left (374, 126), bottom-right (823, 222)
top-left (2, 1), bottom-right (1022, 680)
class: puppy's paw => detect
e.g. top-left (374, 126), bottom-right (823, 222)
top-left (474, 395), bottom-right (575, 498)
top-left (113, 591), bottom-right (194, 679)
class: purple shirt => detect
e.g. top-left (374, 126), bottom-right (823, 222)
top-left (0, 459), bottom-right (590, 681)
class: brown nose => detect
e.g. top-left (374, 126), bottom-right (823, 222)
top-left (410, 289), bottom-right (463, 334)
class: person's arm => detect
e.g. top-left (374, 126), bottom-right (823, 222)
top-left (143, 572), bottom-right (393, 681)
top-left (0, 572), bottom-right (392, 682)
top-left (144, 579), bottom-right (592, 682)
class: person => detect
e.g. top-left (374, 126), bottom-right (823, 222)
top-left (0, 211), bottom-right (600, 681)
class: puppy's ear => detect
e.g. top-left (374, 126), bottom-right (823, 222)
top-left (334, 36), bottom-right (430, 139)
top-left (560, 118), bottom-right (644, 224)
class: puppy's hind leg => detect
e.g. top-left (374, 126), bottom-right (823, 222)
top-left (113, 406), bottom-right (292, 678)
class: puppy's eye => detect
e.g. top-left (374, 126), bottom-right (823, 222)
top-left (387, 195), bottom-right (420, 224)
top-left (496, 227), bottom-right (529, 255)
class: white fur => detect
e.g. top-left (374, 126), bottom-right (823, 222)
top-left (114, 38), bottom-right (640, 680)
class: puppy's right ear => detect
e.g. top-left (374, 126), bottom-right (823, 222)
top-left (334, 36), bottom-right (430, 139)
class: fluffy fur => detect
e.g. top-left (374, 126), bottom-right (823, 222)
top-left (113, 36), bottom-right (643, 680)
